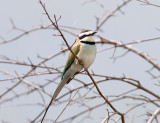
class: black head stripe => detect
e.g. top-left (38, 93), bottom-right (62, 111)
top-left (79, 33), bottom-right (93, 40)
top-left (79, 30), bottom-right (97, 40)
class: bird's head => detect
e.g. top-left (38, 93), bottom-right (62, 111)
top-left (79, 30), bottom-right (97, 42)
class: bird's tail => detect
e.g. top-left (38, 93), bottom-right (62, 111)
top-left (49, 77), bottom-right (70, 106)
top-left (41, 77), bottom-right (70, 122)
top-left (53, 77), bottom-right (69, 101)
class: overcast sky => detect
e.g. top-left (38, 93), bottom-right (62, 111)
top-left (0, 0), bottom-right (160, 123)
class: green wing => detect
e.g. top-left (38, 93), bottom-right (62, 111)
top-left (61, 44), bottom-right (80, 79)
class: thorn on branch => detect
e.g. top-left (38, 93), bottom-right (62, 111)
top-left (9, 18), bottom-right (16, 29)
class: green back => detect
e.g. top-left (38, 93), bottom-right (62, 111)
top-left (61, 44), bottom-right (80, 80)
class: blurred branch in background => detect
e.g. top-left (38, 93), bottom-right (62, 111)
top-left (138, 0), bottom-right (160, 8)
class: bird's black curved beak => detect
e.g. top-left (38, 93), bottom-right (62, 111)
top-left (92, 31), bottom-right (97, 35)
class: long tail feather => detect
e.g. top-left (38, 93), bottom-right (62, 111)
top-left (52, 77), bottom-right (69, 101)
top-left (41, 77), bottom-right (69, 122)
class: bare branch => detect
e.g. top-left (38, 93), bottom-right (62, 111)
top-left (138, 0), bottom-right (160, 8)
top-left (96, 0), bottom-right (132, 31)
top-left (147, 107), bottom-right (160, 123)
top-left (54, 89), bottom-right (79, 123)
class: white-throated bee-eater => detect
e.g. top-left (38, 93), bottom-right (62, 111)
top-left (42, 30), bottom-right (97, 121)
top-left (53, 30), bottom-right (97, 101)
top-left (47, 30), bottom-right (97, 105)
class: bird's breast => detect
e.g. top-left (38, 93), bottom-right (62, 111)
top-left (77, 43), bottom-right (97, 68)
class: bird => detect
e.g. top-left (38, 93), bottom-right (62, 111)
top-left (41, 30), bottom-right (97, 121)
top-left (54, 30), bottom-right (97, 101)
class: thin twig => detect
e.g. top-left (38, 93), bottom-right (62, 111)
top-left (147, 107), bottom-right (160, 123)
top-left (54, 89), bottom-right (79, 123)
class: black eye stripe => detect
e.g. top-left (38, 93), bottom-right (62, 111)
top-left (79, 33), bottom-right (93, 39)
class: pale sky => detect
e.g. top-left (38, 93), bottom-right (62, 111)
top-left (0, 0), bottom-right (160, 123)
